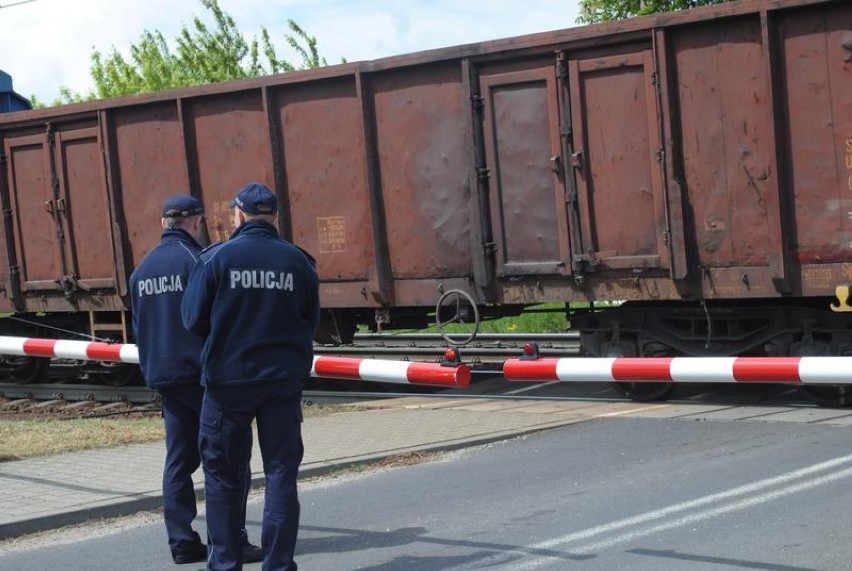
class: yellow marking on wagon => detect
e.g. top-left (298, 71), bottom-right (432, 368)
top-left (317, 216), bottom-right (348, 253)
top-left (831, 285), bottom-right (852, 312)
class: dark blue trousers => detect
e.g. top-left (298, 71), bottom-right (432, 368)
top-left (160, 384), bottom-right (205, 553)
top-left (160, 384), bottom-right (253, 557)
top-left (200, 383), bottom-right (303, 571)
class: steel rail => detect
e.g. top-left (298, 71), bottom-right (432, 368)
top-left (0, 383), bottom-right (158, 404)
top-left (315, 332), bottom-right (581, 363)
top-left (1, 385), bottom-right (819, 414)
top-left (348, 332), bottom-right (580, 342)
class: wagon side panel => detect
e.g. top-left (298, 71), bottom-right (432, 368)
top-left (273, 77), bottom-right (380, 308)
top-left (672, 15), bottom-right (783, 298)
top-left (778, 3), bottom-right (852, 295)
top-left (111, 103), bottom-right (190, 270)
top-left (184, 91), bottom-right (272, 243)
top-left (371, 62), bottom-right (473, 304)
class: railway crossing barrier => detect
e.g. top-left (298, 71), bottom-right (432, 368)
top-left (311, 355), bottom-right (470, 387)
top-left (16, 332), bottom-right (852, 388)
top-left (0, 335), bottom-right (138, 364)
top-left (0, 335), bottom-right (471, 388)
top-left (503, 351), bottom-right (852, 385)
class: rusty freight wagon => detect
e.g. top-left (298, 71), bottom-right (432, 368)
top-left (0, 0), bottom-right (849, 398)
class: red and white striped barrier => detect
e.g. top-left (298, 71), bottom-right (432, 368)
top-left (503, 356), bottom-right (852, 384)
top-left (311, 356), bottom-right (471, 388)
top-left (0, 335), bottom-right (471, 387)
top-left (0, 335), bottom-right (139, 364)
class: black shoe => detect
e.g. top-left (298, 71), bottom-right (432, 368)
top-left (172, 541), bottom-right (207, 564)
top-left (242, 542), bottom-right (264, 563)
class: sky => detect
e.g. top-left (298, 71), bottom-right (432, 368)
top-left (1, 0), bottom-right (583, 103)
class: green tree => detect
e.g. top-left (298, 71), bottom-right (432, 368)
top-left (578, 0), bottom-right (733, 24)
top-left (42, 0), bottom-right (339, 106)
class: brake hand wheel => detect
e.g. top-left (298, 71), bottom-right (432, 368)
top-left (435, 289), bottom-right (480, 346)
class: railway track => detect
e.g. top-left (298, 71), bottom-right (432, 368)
top-left (314, 332), bottom-right (581, 366)
top-left (0, 382), bottom-right (158, 404)
top-left (0, 332), bottom-right (839, 412)
top-left (0, 332), bottom-right (581, 388)
top-left (0, 332), bottom-right (576, 412)
top-left (0, 374), bottom-right (823, 419)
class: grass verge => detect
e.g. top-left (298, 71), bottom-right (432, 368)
top-left (0, 402), bottom-right (354, 462)
top-left (0, 417), bottom-right (166, 461)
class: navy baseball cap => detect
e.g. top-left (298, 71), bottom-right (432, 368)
top-left (161, 195), bottom-right (204, 218)
top-left (229, 182), bottom-right (278, 215)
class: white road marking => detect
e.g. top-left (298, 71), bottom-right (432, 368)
top-left (594, 405), bottom-right (670, 417)
top-left (445, 451), bottom-right (852, 570)
top-left (502, 382), bottom-right (559, 396)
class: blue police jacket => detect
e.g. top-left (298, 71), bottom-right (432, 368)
top-left (180, 220), bottom-right (320, 390)
top-left (129, 228), bottom-right (205, 389)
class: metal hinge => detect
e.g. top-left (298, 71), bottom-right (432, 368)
top-left (656, 148), bottom-right (665, 164)
top-left (470, 94), bottom-right (485, 112)
top-left (476, 166), bottom-right (490, 182)
top-left (574, 251), bottom-right (603, 268)
top-left (556, 59), bottom-right (568, 79)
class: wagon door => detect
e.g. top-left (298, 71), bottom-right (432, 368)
top-left (4, 125), bottom-right (116, 301)
top-left (4, 132), bottom-right (65, 293)
top-left (479, 65), bottom-right (572, 277)
top-left (567, 50), bottom-right (670, 273)
top-left (52, 126), bottom-right (116, 294)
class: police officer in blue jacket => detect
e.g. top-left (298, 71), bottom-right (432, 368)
top-left (130, 195), bottom-right (263, 565)
top-left (181, 183), bottom-right (320, 571)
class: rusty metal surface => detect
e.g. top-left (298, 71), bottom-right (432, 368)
top-left (273, 78), bottom-right (375, 302)
top-left (781, 5), bottom-right (852, 271)
top-left (481, 61), bottom-right (569, 277)
top-left (187, 92), bottom-right (272, 243)
top-left (653, 29), bottom-right (688, 281)
top-left (55, 127), bottom-right (116, 289)
top-left (0, 0), bottom-right (847, 323)
top-left (570, 48), bottom-right (668, 273)
top-left (674, 18), bottom-right (775, 272)
top-left (372, 63), bottom-right (471, 282)
top-left (497, 276), bottom-right (681, 305)
top-left (111, 103), bottom-right (190, 270)
top-left (4, 132), bottom-right (59, 288)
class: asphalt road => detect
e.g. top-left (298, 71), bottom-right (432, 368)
top-left (3, 416), bottom-right (852, 570)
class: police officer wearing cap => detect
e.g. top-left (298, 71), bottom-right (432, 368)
top-left (130, 195), bottom-right (263, 565)
top-left (181, 182), bottom-right (320, 571)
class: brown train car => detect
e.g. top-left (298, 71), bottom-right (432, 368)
top-left (0, 0), bottom-right (849, 395)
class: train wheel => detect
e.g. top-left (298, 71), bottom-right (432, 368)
top-left (797, 386), bottom-right (852, 407)
top-left (95, 364), bottom-right (142, 387)
top-left (314, 313), bottom-right (357, 345)
top-left (7, 357), bottom-right (49, 384)
top-left (611, 341), bottom-right (675, 402)
top-left (614, 382), bottom-right (676, 402)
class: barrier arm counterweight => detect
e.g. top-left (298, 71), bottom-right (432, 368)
top-left (0, 335), bottom-right (471, 388)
